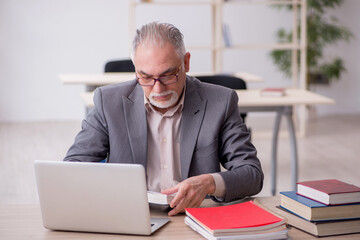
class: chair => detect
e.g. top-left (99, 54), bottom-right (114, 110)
top-left (85, 59), bottom-right (136, 114)
top-left (195, 74), bottom-right (248, 123)
top-left (104, 59), bottom-right (135, 73)
top-left (98, 59), bottom-right (135, 162)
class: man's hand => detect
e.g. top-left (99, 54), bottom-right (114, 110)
top-left (161, 174), bottom-right (216, 216)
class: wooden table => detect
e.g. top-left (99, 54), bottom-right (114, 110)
top-left (236, 89), bottom-right (334, 195)
top-left (59, 72), bottom-right (264, 86)
top-left (1, 197), bottom-right (358, 240)
top-left (80, 88), bottom-right (334, 195)
top-left (61, 72), bottom-right (263, 114)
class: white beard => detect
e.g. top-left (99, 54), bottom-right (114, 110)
top-left (149, 90), bottom-right (179, 109)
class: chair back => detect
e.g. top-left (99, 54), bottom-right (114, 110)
top-left (195, 74), bottom-right (247, 121)
top-left (104, 59), bottom-right (135, 72)
top-left (195, 75), bottom-right (246, 90)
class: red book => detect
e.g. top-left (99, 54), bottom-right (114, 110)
top-left (297, 179), bottom-right (360, 205)
top-left (185, 201), bottom-right (286, 236)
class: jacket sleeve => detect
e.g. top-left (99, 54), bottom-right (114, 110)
top-left (216, 90), bottom-right (264, 202)
top-left (63, 88), bottom-right (109, 162)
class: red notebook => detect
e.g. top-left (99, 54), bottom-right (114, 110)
top-left (185, 201), bottom-right (285, 235)
top-left (260, 88), bottom-right (286, 97)
top-left (297, 179), bottom-right (360, 205)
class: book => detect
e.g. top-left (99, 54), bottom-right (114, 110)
top-left (279, 206), bottom-right (360, 237)
top-left (254, 196), bottom-right (360, 237)
top-left (185, 217), bottom-right (289, 240)
top-left (260, 88), bottom-right (286, 97)
top-left (280, 191), bottom-right (360, 221)
top-left (185, 201), bottom-right (287, 236)
top-left (222, 23), bottom-right (232, 47)
top-left (297, 179), bottom-right (360, 205)
top-left (147, 191), bottom-right (175, 206)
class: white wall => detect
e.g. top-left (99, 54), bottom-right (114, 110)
top-left (0, 0), bottom-right (130, 121)
top-left (310, 0), bottom-right (360, 115)
top-left (0, 0), bottom-right (359, 122)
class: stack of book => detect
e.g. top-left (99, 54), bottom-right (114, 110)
top-left (279, 179), bottom-right (360, 237)
top-left (185, 201), bottom-right (288, 240)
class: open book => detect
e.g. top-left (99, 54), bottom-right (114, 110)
top-left (147, 191), bottom-right (175, 206)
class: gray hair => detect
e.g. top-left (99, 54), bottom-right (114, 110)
top-left (131, 22), bottom-right (186, 61)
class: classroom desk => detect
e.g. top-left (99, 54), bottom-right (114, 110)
top-left (236, 89), bottom-right (334, 195)
top-left (1, 197), bottom-right (358, 240)
top-left (80, 89), bottom-right (334, 195)
top-left (59, 72), bottom-right (264, 86)
top-left (60, 72), bottom-right (263, 114)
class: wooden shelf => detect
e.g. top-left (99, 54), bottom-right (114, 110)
top-left (129, 0), bottom-right (308, 135)
top-left (133, 1), bottom-right (211, 6)
top-left (221, 43), bottom-right (304, 50)
top-left (134, 0), bottom-right (302, 6)
top-left (129, 0), bottom-right (307, 86)
top-left (225, 0), bottom-right (302, 6)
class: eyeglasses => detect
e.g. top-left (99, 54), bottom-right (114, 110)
top-left (136, 65), bottom-right (181, 87)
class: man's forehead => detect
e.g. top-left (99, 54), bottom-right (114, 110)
top-left (134, 44), bottom-right (181, 75)
top-left (134, 42), bottom-right (179, 60)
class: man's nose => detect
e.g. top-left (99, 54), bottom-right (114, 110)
top-left (152, 80), bottom-right (165, 93)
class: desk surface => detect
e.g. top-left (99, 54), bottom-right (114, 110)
top-left (60, 72), bottom-right (263, 85)
top-left (1, 197), bottom-right (358, 240)
top-left (237, 89), bottom-right (335, 106)
top-left (80, 88), bottom-right (334, 108)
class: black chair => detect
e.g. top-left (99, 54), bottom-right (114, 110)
top-left (195, 74), bottom-right (248, 123)
top-left (104, 59), bottom-right (135, 73)
top-left (85, 59), bottom-right (136, 114)
top-left (96, 59), bottom-right (136, 160)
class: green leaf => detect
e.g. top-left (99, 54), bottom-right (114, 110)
top-left (269, 0), bottom-right (354, 86)
top-left (320, 58), bottom-right (346, 82)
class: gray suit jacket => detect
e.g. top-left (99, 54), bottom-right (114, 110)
top-left (64, 76), bottom-right (263, 202)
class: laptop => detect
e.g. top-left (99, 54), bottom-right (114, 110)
top-left (34, 160), bottom-right (169, 235)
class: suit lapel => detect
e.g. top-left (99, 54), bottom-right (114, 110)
top-left (123, 84), bottom-right (148, 169)
top-left (180, 78), bottom-right (207, 180)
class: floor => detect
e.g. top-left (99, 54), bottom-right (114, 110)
top-left (0, 114), bottom-right (359, 204)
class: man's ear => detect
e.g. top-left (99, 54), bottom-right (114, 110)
top-left (184, 52), bottom-right (191, 72)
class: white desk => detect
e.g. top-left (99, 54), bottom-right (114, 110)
top-left (236, 89), bottom-right (334, 194)
top-left (80, 89), bottom-right (334, 195)
top-left (59, 72), bottom-right (263, 86)
top-left (61, 72), bottom-right (263, 114)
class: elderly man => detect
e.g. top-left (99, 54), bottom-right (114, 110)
top-left (64, 22), bottom-right (263, 216)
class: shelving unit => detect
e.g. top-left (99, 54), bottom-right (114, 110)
top-left (129, 0), bottom-right (306, 87)
top-left (128, 0), bottom-right (308, 134)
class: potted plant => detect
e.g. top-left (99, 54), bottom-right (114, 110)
top-left (270, 0), bottom-right (354, 87)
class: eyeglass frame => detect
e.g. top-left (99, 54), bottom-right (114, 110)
top-left (135, 65), bottom-right (182, 87)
